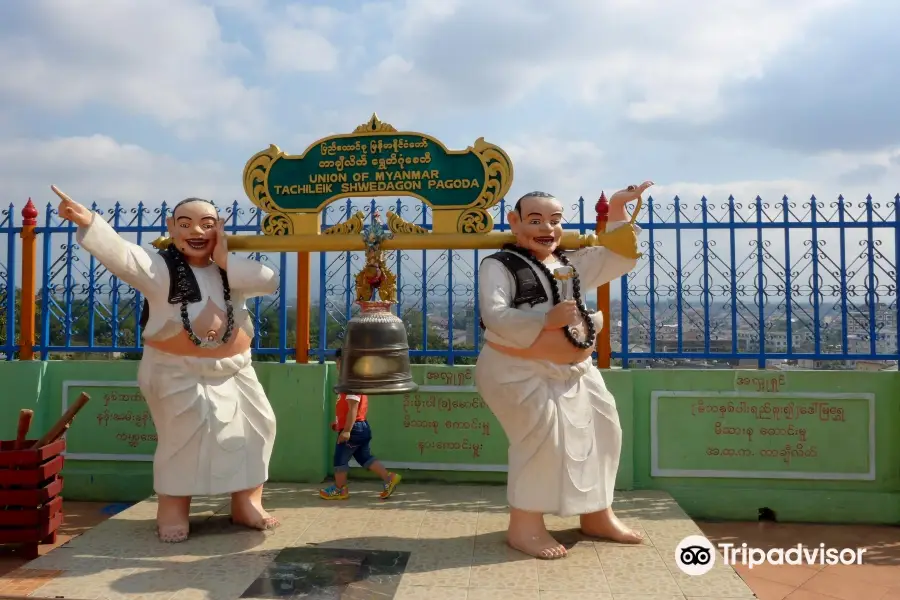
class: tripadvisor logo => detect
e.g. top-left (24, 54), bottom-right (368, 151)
top-left (675, 535), bottom-right (866, 576)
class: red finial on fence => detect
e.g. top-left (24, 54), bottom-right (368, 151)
top-left (22, 198), bottom-right (38, 226)
top-left (595, 191), bottom-right (608, 231)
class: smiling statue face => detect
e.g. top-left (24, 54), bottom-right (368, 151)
top-left (166, 200), bottom-right (219, 263)
top-left (508, 193), bottom-right (564, 260)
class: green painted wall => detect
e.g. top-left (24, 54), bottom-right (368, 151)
top-left (1, 360), bottom-right (897, 524)
top-left (630, 369), bottom-right (900, 524)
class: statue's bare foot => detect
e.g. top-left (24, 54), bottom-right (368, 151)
top-left (157, 524), bottom-right (189, 543)
top-left (231, 486), bottom-right (280, 531)
top-left (580, 509), bottom-right (643, 544)
top-left (507, 528), bottom-right (568, 560)
top-left (156, 494), bottom-right (191, 543)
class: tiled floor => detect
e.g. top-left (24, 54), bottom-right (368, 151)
top-left (0, 500), bottom-right (116, 596)
top-left (8, 486), bottom-right (900, 599)
top-left (699, 520), bottom-right (900, 600)
top-left (3, 484), bottom-right (755, 599)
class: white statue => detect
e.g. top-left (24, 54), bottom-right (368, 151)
top-left (475, 183), bottom-right (651, 559)
top-left (52, 185), bottom-right (279, 543)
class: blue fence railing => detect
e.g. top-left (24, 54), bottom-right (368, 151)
top-left (0, 204), bottom-right (17, 359)
top-left (0, 194), bottom-right (897, 367)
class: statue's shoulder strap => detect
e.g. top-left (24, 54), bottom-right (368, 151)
top-left (482, 249), bottom-right (548, 308)
top-left (139, 248), bottom-right (229, 332)
top-left (138, 248), bottom-right (176, 331)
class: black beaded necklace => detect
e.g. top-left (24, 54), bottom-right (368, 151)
top-left (501, 244), bottom-right (597, 349)
top-left (169, 247), bottom-right (235, 348)
top-left (166, 198), bottom-right (235, 348)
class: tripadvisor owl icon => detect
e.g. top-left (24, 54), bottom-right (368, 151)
top-left (675, 535), bottom-right (716, 576)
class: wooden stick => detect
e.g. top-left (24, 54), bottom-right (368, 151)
top-left (32, 392), bottom-right (90, 449)
top-left (14, 409), bottom-right (34, 450)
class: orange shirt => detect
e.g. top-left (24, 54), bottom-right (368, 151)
top-left (335, 393), bottom-right (368, 430)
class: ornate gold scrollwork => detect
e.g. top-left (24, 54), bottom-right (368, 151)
top-left (352, 113), bottom-right (398, 134)
top-left (457, 137), bottom-right (514, 234)
top-left (378, 268), bottom-right (398, 303)
top-left (356, 260), bottom-right (398, 304)
top-left (262, 214), bottom-right (293, 236)
top-left (322, 211), bottom-right (366, 236)
top-left (386, 211), bottom-right (429, 235)
top-left (242, 145), bottom-right (293, 235)
top-left (354, 211), bottom-right (398, 303)
top-left (150, 236), bottom-right (173, 250)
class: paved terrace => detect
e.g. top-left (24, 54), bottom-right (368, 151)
top-left (0, 483), bottom-right (754, 599)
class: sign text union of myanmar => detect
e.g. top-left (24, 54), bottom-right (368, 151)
top-left (274, 169), bottom-right (480, 196)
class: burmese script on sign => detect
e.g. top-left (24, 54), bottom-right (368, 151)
top-left (366, 391), bottom-right (500, 462)
top-left (734, 373), bottom-right (789, 394)
top-left (697, 399), bottom-right (838, 466)
top-left (422, 366), bottom-right (475, 387)
top-left (65, 385), bottom-right (159, 455)
top-left (656, 394), bottom-right (870, 475)
top-left (690, 398), bottom-right (846, 422)
top-left (266, 134), bottom-right (488, 210)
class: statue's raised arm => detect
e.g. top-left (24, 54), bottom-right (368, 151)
top-left (565, 181), bottom-right (652, 290)
top-left (51, 185), bottom-right (162, 296)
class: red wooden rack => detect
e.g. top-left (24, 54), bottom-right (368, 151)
top-left (0, 438), bottom-right (66, 559)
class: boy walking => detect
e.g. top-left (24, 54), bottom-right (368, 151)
top-left (320, 348), bottom-right (401, 500)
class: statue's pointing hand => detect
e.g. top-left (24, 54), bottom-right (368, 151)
top-left (50, 185), bottom-right (94, 228)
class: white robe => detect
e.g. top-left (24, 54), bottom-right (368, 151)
top-left (475, 221), bottom-right (640, 517)
top-left (76, 215), bottom-right (278, 496)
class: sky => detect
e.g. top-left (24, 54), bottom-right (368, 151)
top-left (0, 0), bottom-right (898, 303)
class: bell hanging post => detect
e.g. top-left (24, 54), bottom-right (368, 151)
top-left (334, 210), bottom-right (418, 396)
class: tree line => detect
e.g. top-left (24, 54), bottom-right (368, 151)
top-left (0, 288), bottom-right (477, 364)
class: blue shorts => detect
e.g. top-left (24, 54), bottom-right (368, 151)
top-left (333, 421), bottom-right (376, 472)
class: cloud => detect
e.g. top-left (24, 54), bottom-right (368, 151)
top-left (0, 135), bottom-right (241, 212)
top-left (354, 0), bottom-right (849, 123)
top-left (255, 4), bottom-right (347, 73)
top-left (677, 1), bottom-right (900, 153)
top-left (262, 26), bottom-right (338, 73)
top-left (0, 0), bottom-right (266, 141)
top-left (214, 1), bottom-right (371, 74)
top-left (838, 163), bottom-right (889, 188)
top-left (1, 0), bottom-right (896, 226)
top-left (500, 136), bottom-right (606, 207)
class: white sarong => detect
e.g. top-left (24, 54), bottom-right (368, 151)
top-left (476, 346), bottom-right (621, 516)
top-left (138, 346), bottom-right (277, 496)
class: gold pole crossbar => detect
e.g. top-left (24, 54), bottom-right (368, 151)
top-left (225, 231), bottom-right (613, 253)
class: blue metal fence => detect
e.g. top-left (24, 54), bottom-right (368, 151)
top-left (0, 194), bottom-right (897, 366)
top-left (622, 194), bottom-right (899, 368)
top-left (0, 204), bottom-right (17, 359)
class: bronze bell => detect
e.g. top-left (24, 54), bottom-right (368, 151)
top-left (334, 300), bottom-right (418, 396)
top-left (335, 209), bottom-right (417, 396)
